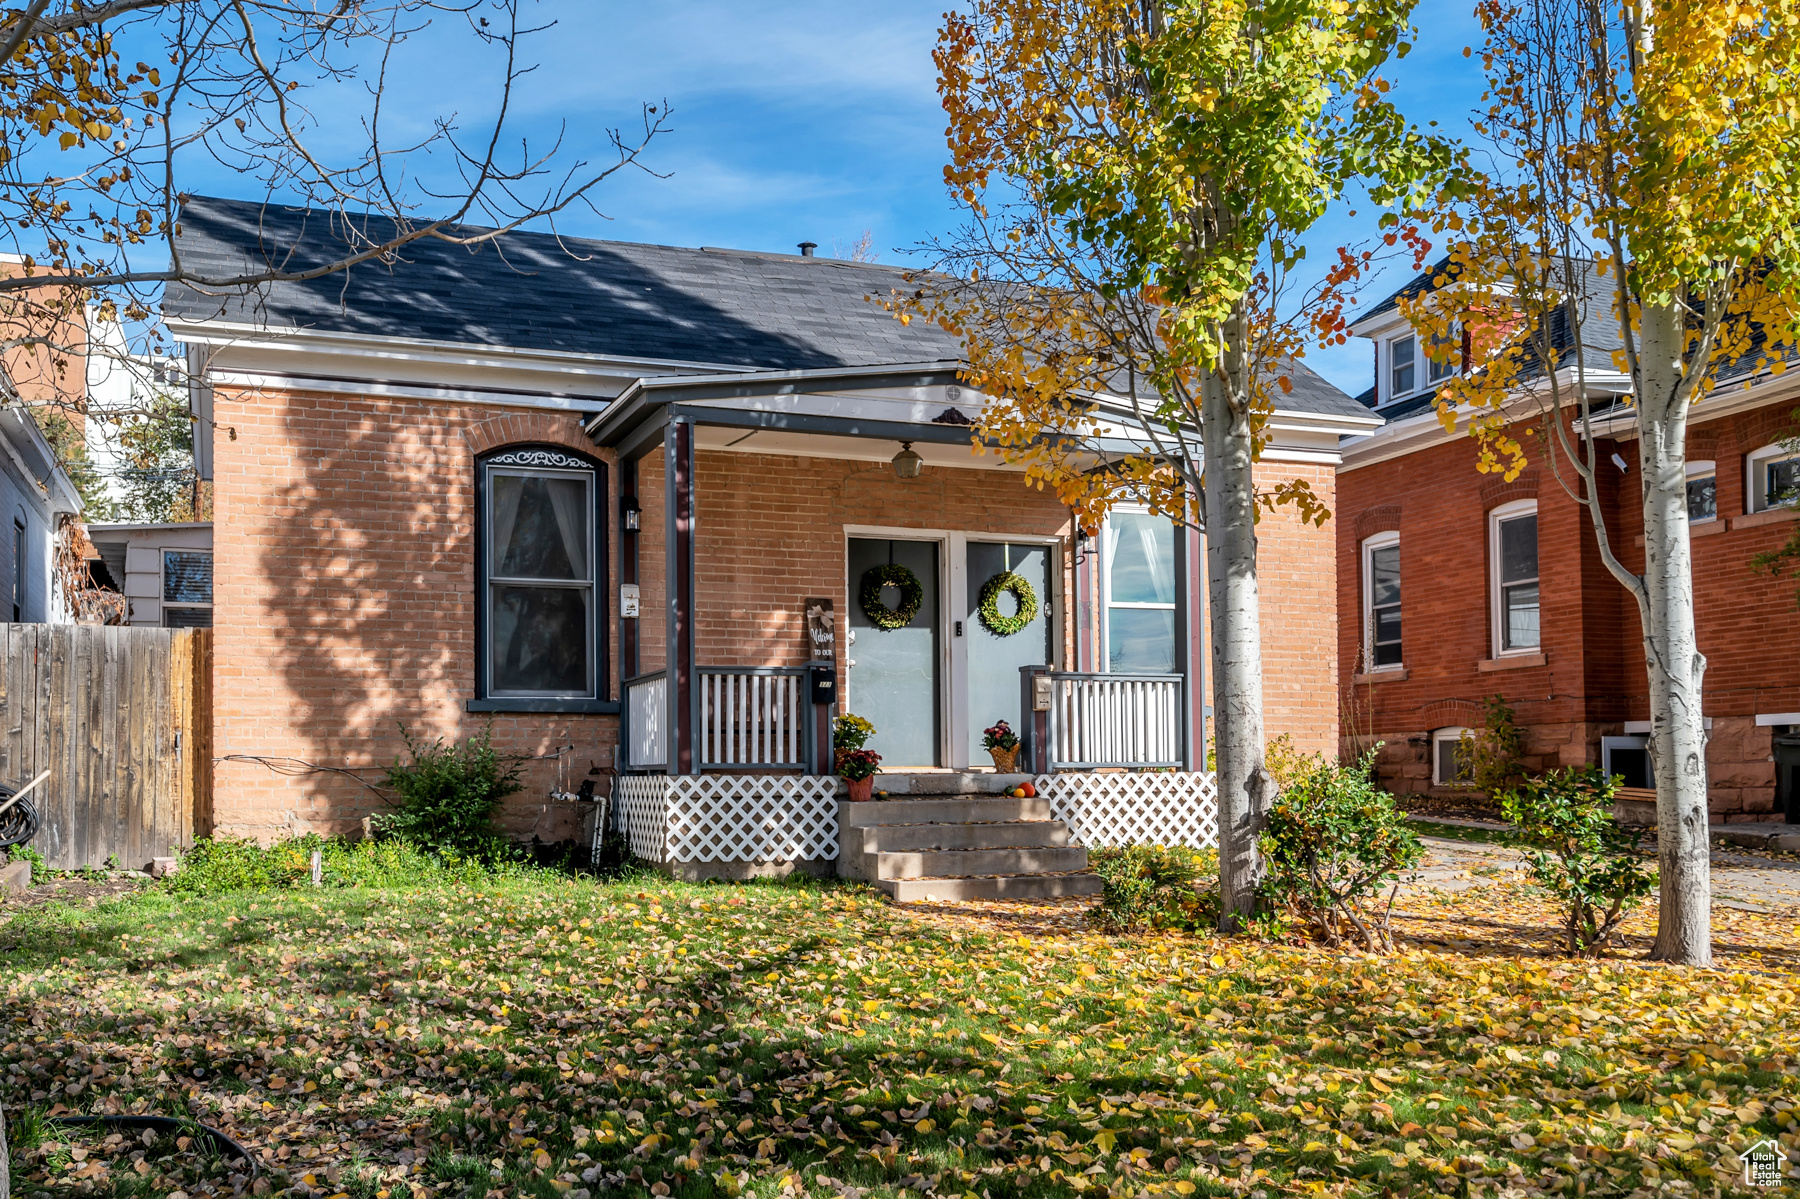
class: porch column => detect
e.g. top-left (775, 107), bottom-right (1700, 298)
top-left (665, 416), bottom-right (698, 775)
top-left (620, 455), bottom-right (640, 684)
top-left (1174, 519), bottom-right (1203, 771)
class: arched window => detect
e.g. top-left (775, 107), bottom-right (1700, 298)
top-left (475, 446), bottom-right (607, 707)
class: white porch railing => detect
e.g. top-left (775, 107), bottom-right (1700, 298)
top-left (623, 670), bottom-right (667, 770)
top-left (700, 667), bottom-right (810, 769)
top-left (1037, 671), bottom-right (1185, 770)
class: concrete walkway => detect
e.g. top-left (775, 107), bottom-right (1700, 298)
top-left (1402, 820), bottom-right (1800, 913)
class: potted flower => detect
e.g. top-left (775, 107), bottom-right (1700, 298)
top-left (983, 720), bottom-right (1021, 773)
top-left (837, 748), bottom-right (882, 801)
top-left (833, 714), bottom-right (881, 800)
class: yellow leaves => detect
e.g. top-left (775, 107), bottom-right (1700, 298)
top-left (1093, 1128), bottom-right (1117, 1153)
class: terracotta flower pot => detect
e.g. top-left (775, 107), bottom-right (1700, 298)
top-left (987, 745), bottom-right (1020, 774)
top-left (844, 775), bottom-right (875, 802)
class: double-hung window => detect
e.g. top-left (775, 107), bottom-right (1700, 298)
top-left (1747, 442), bottom-right (1800, 514)
top-left (1490, 500), bottom-right (1540, 655)
top-left (1102, 508), bottom-right (1176, 673)
top-left (1686, 460), bottom-right (1717, 523)
top-left (478, 448), bottom-right (603, 703)
top-left (1426, 326), bottom-right (1459, 385)
top-left (1389, 334), bottom-right (1417, 399)
top-left (1361, 532), bottom-right (1402, 670)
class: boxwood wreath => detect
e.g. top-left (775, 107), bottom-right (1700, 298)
top-left (859, 563), bottom-right (924, 630)
top-left (977, 570), bottom-right (1039, 636)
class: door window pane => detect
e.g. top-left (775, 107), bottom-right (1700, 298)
top-left (965, 542), bottom-right (1051, 762)
top-left (846, 538), bottom-right (939, 767)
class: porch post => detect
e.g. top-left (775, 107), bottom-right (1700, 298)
top-left (620, 455), bottom-right (640, 683)
top-left (664, 416), bottom-right (698, 775)
top-left (1174, 518), bottom-right (1201, 771)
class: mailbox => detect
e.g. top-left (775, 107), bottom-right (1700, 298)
top-left (809, 665), bottom-right (837, 706)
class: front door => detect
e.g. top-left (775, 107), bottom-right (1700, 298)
top-left (965, 541), bottom-right (1053, 763)
top-left (846, 537), bottom-right (940, 767)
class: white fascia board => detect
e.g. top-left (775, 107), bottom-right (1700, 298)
top-left (1591, 370), bottom-right (1800, 441)
top-left (0, 407), bottom-right (84, 516)
top-left (680, 387), bottom-right (971, 426)
top-left (166, 318), bottom-right (751, 379)
top-left (1342, 368), bottom-right (1631, 471)
top-left (208, 370), bottom-right (614, 413)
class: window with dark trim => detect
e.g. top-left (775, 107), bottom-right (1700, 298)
top-left (475, 446), bottom-right (607, 706)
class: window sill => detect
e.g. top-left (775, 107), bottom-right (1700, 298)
top-left (1731, 506), bottom-right (1800, 532)
top-left (466, 698), bottom-right (621, 714)
top-left (1351, 668), bottom-right (1408, 684)
top-left (1478, 652), bottom-right (1547, 672)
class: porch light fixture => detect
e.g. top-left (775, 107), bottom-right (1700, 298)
top-left (620, 496), bottom-right (641, 531)
top-left (892, 442), bottom-right (922, 479)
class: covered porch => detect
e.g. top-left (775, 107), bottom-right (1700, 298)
top-left (585, 362), bottom-right (1211, 784)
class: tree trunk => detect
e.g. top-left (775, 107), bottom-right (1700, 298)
top-left (2, 1099), bottom-right (10, 1199)
top-left (1202, 303), bottom-right (1270, 929)
top-left (1635, 299), bottom-right (1713, 966)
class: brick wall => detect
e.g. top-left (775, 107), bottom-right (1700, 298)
top-left (1255, 460), bottom-right (1341, 757)
top-left (1337, 396), bottom-right (1800, 817)
top-left (209, 386), bottom-right (618, 842)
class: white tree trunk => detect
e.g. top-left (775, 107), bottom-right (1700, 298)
top-left (1, 1099), bottom-right (10, 1199)
top-left (1202, 307), bottom-right (1271, 928)
top-left (1634, 301), bottom-right (1713, 966)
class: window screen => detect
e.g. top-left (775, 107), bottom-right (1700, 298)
top-left (163, 551), bottom-right (213, 604)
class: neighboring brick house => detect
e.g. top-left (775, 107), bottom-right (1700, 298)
top-left (1337, 265), bottom-right (1800, 822)
top-left (163, 196), bottom-right (1372, 848)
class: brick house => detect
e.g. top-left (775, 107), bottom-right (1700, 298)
top-left (1337, 265), bottom-right (1800, 822)
top-left (163, 197), bottom-right (1370, 881)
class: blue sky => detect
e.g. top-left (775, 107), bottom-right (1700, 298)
top-left (176, 1), bottom-right (1492, 397)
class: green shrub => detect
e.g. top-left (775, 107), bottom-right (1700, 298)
top-left (1501, 767), bottom-right (1653, 956)
top-left (1259, 747), bottom-right (1424, 952)
top-left (165, 834), bottom-right (531, 896)
top-left (6, 842), bottom-right (48, 885)
top-left (375, 722), bottom-right (525, 857)
top-left (1088, 844), bottom-right (1219, 933)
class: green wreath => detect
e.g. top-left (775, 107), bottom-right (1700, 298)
top-left (977, 571), bottom-right (1039, 636)
top-left (860, 564), bottom-right (924, 630)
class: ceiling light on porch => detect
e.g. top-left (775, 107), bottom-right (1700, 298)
top-left (892, 442), bottom-right (922, 479)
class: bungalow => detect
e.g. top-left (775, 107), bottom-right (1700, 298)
top-left (163, 196), bottom-right (1370, 891)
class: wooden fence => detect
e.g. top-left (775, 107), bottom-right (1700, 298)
top-left (1, 624), bottom-right (211, 871)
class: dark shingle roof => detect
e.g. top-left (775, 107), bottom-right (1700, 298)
top-left (162, 196), bottom-right (961, 370)
top-left (162, 196), bottom-right (1373, 420)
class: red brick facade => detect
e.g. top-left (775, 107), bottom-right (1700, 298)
top-left (207, 383), bottom-right (1348, 838)
top-left (1337, 395), bottom-right (1800, 818)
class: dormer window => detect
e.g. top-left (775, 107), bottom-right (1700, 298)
top-left (1427, 328), bottom-right (1459, 384)
top-left (1390, 334), bottom-right (1416, 398)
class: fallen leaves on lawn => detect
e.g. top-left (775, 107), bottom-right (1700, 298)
top-left (0, 873), bottom-right (1795, 1199)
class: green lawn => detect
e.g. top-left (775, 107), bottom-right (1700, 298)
top-left (1, 869), bottom-right (1796, 1199)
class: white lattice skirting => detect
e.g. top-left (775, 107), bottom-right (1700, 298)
top-left (1037, 771), bottom-right (1219, 850)
top-left (613, 775), bottom-right (840, 864)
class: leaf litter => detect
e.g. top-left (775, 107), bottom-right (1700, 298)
top-left (0, 868), bottom-right (1795, 1199)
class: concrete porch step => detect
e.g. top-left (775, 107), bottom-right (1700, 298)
top-left (876, 845), bottom-right (1089, 880)
top-left (841, 797), bottom-right (1051, 826)
top-left (860, 820), bottom-right (1072, 853)
top-left (877, 872), bottom-right (1105, 902)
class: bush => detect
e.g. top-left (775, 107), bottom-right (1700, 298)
top-left (1500, 767), bottom-right (1653, 956)
top-left (1459, 695), bottom-right (1527, 798)
top-left (375, 722), bottom-right (525, 857)
top-left (165, 834), bottom-right (532, 896)
top-left (5, 842), bottom-right (47, 885)
top-left (1088, 844), bottom-right (1219, 933)
top-left (1259, 747), bottom-right (1424, 952)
